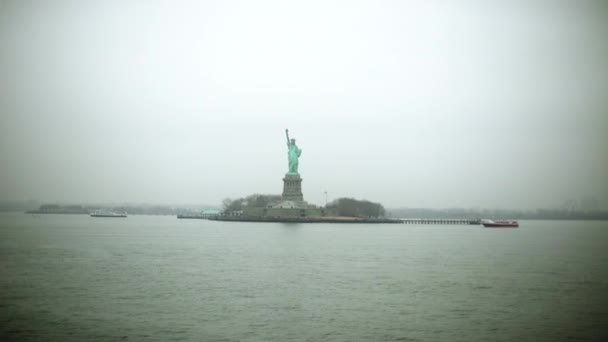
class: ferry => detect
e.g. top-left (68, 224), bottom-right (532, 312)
top-left (90, 210), bottom-right (127, 218)
top-left (481, 219), bottom-right (519, 228)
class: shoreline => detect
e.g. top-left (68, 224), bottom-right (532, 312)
top-left (207, 216), bottom-right (402, 224)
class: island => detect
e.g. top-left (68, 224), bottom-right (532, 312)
top-left (208, 129), bottom-right (401, 224)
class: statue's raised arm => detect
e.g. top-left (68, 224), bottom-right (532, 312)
top-left (285, 129), bottom-right (290, 145)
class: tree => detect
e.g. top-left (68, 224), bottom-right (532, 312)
top-left (222, 198), bottom-right (244, 213)
top-left (244, 194), bottom-right (282, 208)
top-left (222, 198), bottom-right (233, 211)
top-left (327, 198), bottom-right (386, 218)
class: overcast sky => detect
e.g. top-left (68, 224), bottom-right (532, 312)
top-left (1, 0), bottom-right (607, 210)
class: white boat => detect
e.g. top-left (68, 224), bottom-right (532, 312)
top-left (90, 210), bottom-right (127, 218)
top-left (481, 219), bottom-right (518, 228)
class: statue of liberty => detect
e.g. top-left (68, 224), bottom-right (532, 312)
top-left (285, 129), bottom-right (302, 175)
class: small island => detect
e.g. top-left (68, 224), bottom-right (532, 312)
top-left (210, 129), bottom-right (401, 224)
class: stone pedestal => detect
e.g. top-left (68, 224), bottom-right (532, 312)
top-left (282, 174), bottom-right (303, 202)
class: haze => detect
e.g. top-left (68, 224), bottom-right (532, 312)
top-left (1, 0), bottom-right (607, 210)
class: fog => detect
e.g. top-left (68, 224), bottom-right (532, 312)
top-left (1, 0), bottom-right (607, 210)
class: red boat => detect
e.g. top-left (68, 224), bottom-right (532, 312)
top-left (481, 220), bottom-right (519, 228)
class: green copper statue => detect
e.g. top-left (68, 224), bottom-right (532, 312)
top-left (285, 129), bottom-right (302, 175)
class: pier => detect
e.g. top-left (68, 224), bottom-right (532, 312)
top-left (400, 218), bottom-right (481, 225)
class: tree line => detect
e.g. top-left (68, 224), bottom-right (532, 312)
top-left (222, 194), bottom-right (283, 212)
top-left (222, 195), bottom-right (387, 218)
top-left (326, 198), bottom-right (386, 218)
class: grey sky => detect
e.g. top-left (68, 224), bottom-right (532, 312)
top-left (1, 0), bottom-right (607, 209)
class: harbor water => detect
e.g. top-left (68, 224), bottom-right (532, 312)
top-left (0, 213), bottom-right (607, 341)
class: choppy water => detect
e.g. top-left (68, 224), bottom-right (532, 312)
top-left (0, 213), bottom-right (607, 341)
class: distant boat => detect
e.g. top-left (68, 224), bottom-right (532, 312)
top-left (481, 219), bottom-right (518, 228)
top-left (90, 210), bottom-right (127, 218)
